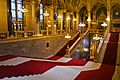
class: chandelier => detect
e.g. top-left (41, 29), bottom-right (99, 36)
top-left (93, 34), bottom-right (103, 40)
top-left (78, 22), bottom-right (86, 27)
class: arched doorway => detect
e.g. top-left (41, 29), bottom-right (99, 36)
top-left (111, 3), bottom-right (120, 32)
top-left (78, 6), bottom-right (88, 32)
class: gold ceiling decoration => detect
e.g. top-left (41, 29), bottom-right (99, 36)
top-left (29, 0), bottom-right (120, 12)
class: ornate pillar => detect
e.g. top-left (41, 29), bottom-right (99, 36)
top-left (44, 5), bottom-right (50, 35)
top-left (107, 0), bottom-right (111, 32)
top-left (23, 3), bottom-right (28, 37)
top-left (73, 14), bottom-right (76, 31)
top-left (92, 11), bottom-right (97, 29)
top-left (87, 0), bottom-right (91, 30)
top-left (58, 9), bottom-right (63, 34)
top-left (87, 11), bottom-right (91, 29)
top-left (50, 6), bottom-right (54, 35)
top-left (65, 12), bottom-right (71, 33)
top-left (44, 5), bottom-right (54, 35)
top-left (76, 12), bottom-right (79, 31)
top-left (70, 12), bottom-right (74, 32)
top-left (35, 1), bottom-right (42, 36)
top-left (31, 1), bottom-right (36, 35)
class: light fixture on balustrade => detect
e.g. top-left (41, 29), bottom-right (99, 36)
top-left (78, 22), bottom-right (86, 27)
top-left (65, 33), bottom-right (71, 39)
top-left (83, 48), bottom-right (89, 52)
top-left (93, 34), bottom-right (103, 41)
top-left (44, 11), bottom-right (49, 16)
top-left (73, 18), bottom-right (77, 21)
top-left (87, 18), bottom-right (91, 22)
top-left (48, 24), bottom-right (51, 27)
top-left (67, 16), bottom-right (71, 20)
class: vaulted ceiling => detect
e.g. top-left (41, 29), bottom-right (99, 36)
top-left (25, 0), bottom-right (120, 12)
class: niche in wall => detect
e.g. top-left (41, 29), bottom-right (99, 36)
top-left (46, 41), bottom-right (50, 49)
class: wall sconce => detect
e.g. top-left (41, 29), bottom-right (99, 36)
top-left (57, 15), bottom-right (62, 19)
top-left (87, 18), bottom-right (91, 22)
top-left (48, 20), bottom-right (50, 23)
top-left (48, 24), bottom-right (51, 27)
top-left (21, 6), bottom-right (28, 12)
top-left (73, 18), bottom-right (77, 21)
top-left (106, 17), bottom-right (110, 21)
top-left (44, 11), bottom-right (49, 16)
top-left (67, 16), bottom-right (71, 20)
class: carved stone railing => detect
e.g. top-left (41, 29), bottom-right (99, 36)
top-left (68, 29), bottom-right (89, 56)
top-left (0, 31), bottom-right (9, 40)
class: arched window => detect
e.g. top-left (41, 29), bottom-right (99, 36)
top-left (54, 7), bottom-right (58, 29)
top-left (113, 7), bottom-right (120, 19)
top-left (11, 0), bottom-right (23, 31)
top-left (40, 3), bottom-right (44, 30)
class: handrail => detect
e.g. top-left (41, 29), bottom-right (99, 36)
top-left (96, 28), bottom-right (109, 54)
top-left (69, 29), bottom-right (89, 55)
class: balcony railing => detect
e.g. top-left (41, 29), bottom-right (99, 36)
top-left (0, 29), bottom-right (65, 40)
top-left (0, 28), bottom-right (106, 40)
top-left (0, 31), bottom-right (9, 40)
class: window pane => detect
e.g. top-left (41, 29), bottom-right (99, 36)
top-left (18, 11), bottom-right (23, 19)
top-left (40, 4), bottom-right (43, 8)
top-left (18, 4), bottom-right (22, 11)
top-left (11, 2), bottom-right (16, 9)
top-left (40, 9), bottom-right (43, 14)
top-left (40, 15), bottom-right (43, 21)
top-left (12, 10), bottom-right (16, 18)
top-left (11, 0), bottom-right (15, 2)
top-left (17, 0), bottom-right (22, 3)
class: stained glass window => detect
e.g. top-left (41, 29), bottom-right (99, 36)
top-left (11, 0), bottom-right (23, 21)
top-left (40, 3), bottom-right (44, 30)
top-left (11, 0), bottom-right (16, 20)
top-left (40, 3), bottom-right (44, 22)
top-left (17, 0), bottom-right (23, 20)
top-left (11, 0), bottom-right (23, 31)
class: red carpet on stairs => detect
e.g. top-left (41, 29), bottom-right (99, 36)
top-left (0, 55), bottom-right (17, 61)
top-left (0, 60), bottom-right (56, 79)
top-left (55, 33), bottom-right (80, 57)
top-left (0, 58), bottom-right (87, 79)
top-left (102, 32), bottom-right (119, 65)
top-left (75, 64), bottom-right (115, 80)
top-left (75, 32), bottom-right (119, 80)
top-left (0, 33), bottom-right (119, 80)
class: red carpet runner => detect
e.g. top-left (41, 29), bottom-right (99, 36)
top-left (75, 32), bottom-right (119, 80)
top-left (0, 58), bottom-right (87, 79)
top-left (102, 32), bottom-right (119, 65)
top-left (0, 33), bottom-right (119, 80)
